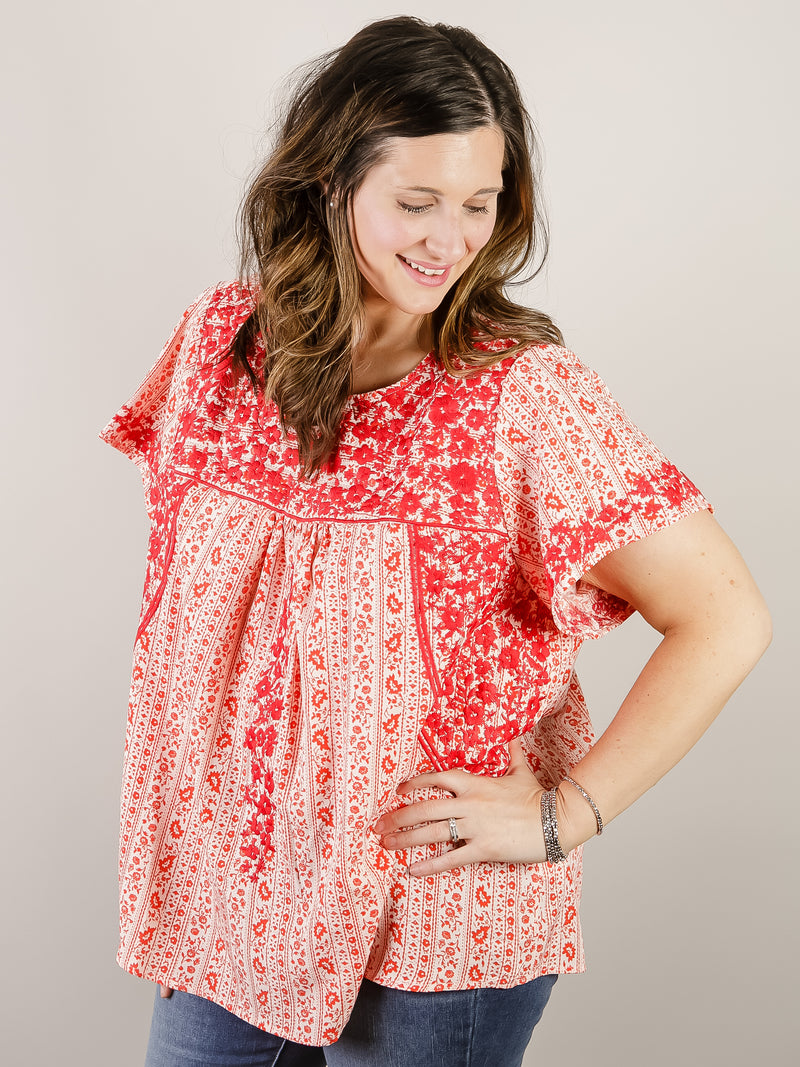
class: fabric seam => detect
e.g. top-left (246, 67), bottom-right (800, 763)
top-left (170, 468), bottom-right (512, 538)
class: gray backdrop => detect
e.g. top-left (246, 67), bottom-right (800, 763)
top-left (2, 1), bottom-right (796, 1064)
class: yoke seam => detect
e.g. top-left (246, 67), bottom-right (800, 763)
top-left (169, 468), bottom-right (510, 538)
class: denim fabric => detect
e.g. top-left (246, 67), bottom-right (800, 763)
top-left (326, 974), bottom-right (557, 1067)
top-left (144, 989), bottom-right (326, 1067)
top-left (144, 976), bottom-right (556, 1067)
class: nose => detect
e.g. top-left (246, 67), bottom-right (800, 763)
top-left (424, 211), bottom-right (468, 263)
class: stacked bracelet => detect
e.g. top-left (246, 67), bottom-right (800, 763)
top-left (540, 777), bottom-right (605, 863)
top-left (540, 788), bottom-right (567, 864)
top-left (562, 775), bottom-right (604, 836)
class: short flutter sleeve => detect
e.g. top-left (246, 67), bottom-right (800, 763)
top-left (99, 286), bottom-right (216, 511)
top-left (494, 346), bottom-right (711, 638)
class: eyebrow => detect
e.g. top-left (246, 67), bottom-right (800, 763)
top-left (400, 185), bottom-right (504, 196)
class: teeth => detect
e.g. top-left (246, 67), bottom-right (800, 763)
top-left (403, 257), bottom-right (446, 276)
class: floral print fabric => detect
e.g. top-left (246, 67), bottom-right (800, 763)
top-left (101, 282), bottom-right (709, 1043)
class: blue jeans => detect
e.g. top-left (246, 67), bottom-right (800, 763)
top-left (144, 975), bottom-right (557, 1067)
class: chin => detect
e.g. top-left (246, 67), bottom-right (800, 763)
top-left (383, 279), bottom-right (462, 317)
top-left (398, 292), bottom-right (451, 316)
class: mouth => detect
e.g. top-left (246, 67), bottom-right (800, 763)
top-left (397, 255), bottom-right (452, 287)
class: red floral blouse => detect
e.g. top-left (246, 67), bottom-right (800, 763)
top-left (101, 282), bottom-right (709, 1044)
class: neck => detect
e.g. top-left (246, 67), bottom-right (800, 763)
top-left (350, 300), bottom-right (433, 394)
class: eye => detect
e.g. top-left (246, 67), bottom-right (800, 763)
top-left (465, 204), bottom-right (491, 216)
top-left (398, 202), bottom-right (430, 215)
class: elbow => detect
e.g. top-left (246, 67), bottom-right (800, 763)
top-left (750, 598), bottom-right (773, 662)
top-left (731, 591), bottom-right (772, 676)
top-left (667, 589), bottom-right (773, 681)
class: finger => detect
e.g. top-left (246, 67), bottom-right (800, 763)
top-left (407, 843), bottom-right (480, 878)
top-left (159, 984), bottom-right (174, 999)
top-left (375, 797), bottom-right (461, 833)
top-left (395, 768), bottom-right (473, 796)
top-left (381, 817), bottom-right (462, 851)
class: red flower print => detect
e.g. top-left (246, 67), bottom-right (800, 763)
top-left (465, 406), bottom-right (487, 431)
top-left (475, 680), bottom-right (500, 704)
top-left (441, 604), bottom-right (465, 631)
top-left (428, 395), bottom-right (462, 427)
top-left (463, 703), bottom-right (483, 726)
top-left (498, 645), bottom-right (520, 669)
top-left (447, 461), bottom-right (479, 494)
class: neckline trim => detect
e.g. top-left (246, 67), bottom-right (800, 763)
top-left (346, 350), bottom-right (441, 404)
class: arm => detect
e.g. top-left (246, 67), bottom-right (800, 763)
top-left (555, 507), bottom-right (771, 848)
top-left (375, 510), bottom-right (771, 873)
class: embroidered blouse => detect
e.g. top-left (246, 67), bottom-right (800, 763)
top-left (101, 282), bottom-right (709, 1044)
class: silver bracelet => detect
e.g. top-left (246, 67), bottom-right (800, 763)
top-left (540, 788), bottom-right (567, 864)
top-left (563, 775), bottom-right (604, 835)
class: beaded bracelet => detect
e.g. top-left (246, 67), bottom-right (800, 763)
top-left (563, 774), bottom-right (604, 836)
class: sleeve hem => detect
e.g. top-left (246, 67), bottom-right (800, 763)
top-left (550, 485), bottom-right (713, 639)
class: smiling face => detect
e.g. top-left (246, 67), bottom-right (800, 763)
top-left (348, 127), bottom-right (505, 324)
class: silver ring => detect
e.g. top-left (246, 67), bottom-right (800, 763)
top-left (448, 817), bottom-right (459, 845)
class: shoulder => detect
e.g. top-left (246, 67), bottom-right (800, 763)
top-left (494, 342), bottom-right (607, 417)
top-left (175, 281), bottom-right (257, 364)
top-left (193, 280), bottom-right (256, 333)
top-left (504, 344), bottom-right (599, 386)
top-left (468, 332), bottom-right (596, 387)
top-left (493, 341), bottom-right (648, 467)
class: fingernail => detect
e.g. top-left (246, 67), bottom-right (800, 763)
top-left (373, 819), bottom-right (385, 833)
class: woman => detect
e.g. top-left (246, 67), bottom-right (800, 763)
top-left (102, 16), bottom-right (771, 1067)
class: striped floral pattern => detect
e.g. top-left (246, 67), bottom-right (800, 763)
top-left (101, 282), bottom-right (708, 1043)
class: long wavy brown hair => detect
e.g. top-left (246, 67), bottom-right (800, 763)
top-left (231, 16), bottom-right (563, 473)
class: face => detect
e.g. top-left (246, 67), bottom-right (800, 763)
top-left (348, 127), bottom-right (505, 321)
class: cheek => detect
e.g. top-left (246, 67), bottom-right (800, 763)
top-left (354, 208), bottom-right (410, 263)
top-left (468, 216), bottom-right (499, 254)
top-left (372, 219), bottom-right (415, 258)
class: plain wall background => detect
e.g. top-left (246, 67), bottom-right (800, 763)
top-left (2, 1), bottom-right (796, 1064)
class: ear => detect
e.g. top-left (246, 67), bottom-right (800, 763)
top-left (320, 178), bottom-right (339, 208)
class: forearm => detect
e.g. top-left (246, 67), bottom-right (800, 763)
top-left (378, 514), bottom-right (770, 875)
top-left (557, 607), bottom-right (771, 851)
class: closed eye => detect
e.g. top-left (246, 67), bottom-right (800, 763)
top-left (399, 202), bottom-right (493, 216)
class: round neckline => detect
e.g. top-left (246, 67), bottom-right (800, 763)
top-left (347, 349), bottom-right (440, 404)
